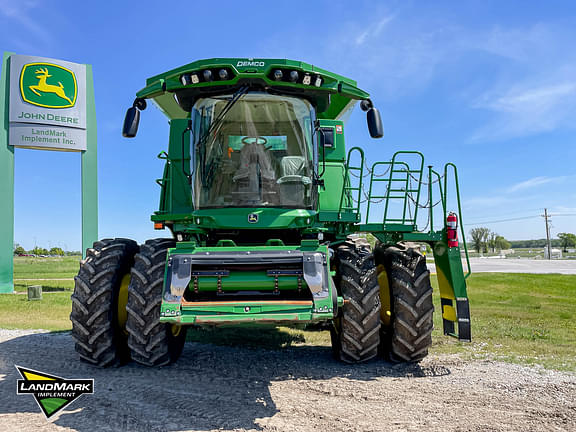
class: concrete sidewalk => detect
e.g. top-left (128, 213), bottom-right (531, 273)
top-left (427, 257), bottom-right (576, 275)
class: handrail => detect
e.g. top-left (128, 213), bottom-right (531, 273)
top-left (443, 163), bottom-right (471, 279)
top-left (338, 147), bottom-right (364, 218)
top-left (367, 151), bottom-right (424, 226)
top-left (366, 161), bottom-right (392, 223)
top-left (390, 151), bottom-right (424, 224)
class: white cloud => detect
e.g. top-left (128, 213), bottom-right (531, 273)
top-left (0, 0), bottom-right (53, 48)
top-left (506, 176), bottom-right (556, 193)
top-left (462, 194), bottom-right (535, 210)
top-left (355, 15), bottom-right (395, 45)
top-left (470, 79), bottom-right (576, 141)
top-left (464, 22), bottom-right (576, 142)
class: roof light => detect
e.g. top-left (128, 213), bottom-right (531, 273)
top-left (203, 69), bottom-right (213, 81)
top-left (180, 74), bottom-right (192, 86)
top-left (302, 74), bottom-right (311, 85)
top-left (273, 69), bottom-right (283, 81)
top-left (289, 70), bottom-right (299, 82)
top-left (191, 73), bottom-right (199, 84)
top-left (219, 69), bottom-right (229, 80)
top-left (314, 76), bottom-right (322, 87)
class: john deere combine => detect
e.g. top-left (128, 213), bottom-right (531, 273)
top-left (71, 58), bottom-right (471, 367)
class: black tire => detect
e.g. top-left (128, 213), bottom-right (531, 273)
top-left (377, 242), bottom-right (434, 362)
top-left (70, 238), bottom-right (139, 367)
top-left (331, 237), bottom-right (381, 363)
top-left (126, 238), bottom-right (187, 366)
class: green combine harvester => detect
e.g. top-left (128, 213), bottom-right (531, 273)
top-left (71, 58), bottom-right (471, 367)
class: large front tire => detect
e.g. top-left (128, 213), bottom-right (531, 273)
top-left (70, 238), bottom-right (139, 367)
top-left (331, 238), bottom-right (381, 363)
top-left (126, 238), bottom-right (187, 367)
top-left (376, 242), bottom-right (434, 362)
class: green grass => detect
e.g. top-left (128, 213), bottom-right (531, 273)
top-left (0, 292), bottom-right (72, 331)
top-left (2, 259), bottom-right (575, 371)
top-left (14, 256), bottom-right (81, 279)
top-left (430, 273), bottom-right (576, 371)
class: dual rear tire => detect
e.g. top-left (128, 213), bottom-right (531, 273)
top-left (331, 238), bottom-right (434, 363)
top-left (71, 238), bottom-right (186, 367)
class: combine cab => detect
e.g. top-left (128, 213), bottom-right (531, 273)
top-left (71, 58), bottom-right (471, 367)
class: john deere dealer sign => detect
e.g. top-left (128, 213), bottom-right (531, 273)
top-left (9, 54), bottom-right (86, 151)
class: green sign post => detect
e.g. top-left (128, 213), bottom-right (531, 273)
top-left (0, 52), bottom-right (98, 293)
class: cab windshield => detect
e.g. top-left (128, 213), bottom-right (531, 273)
top-left (192, 92), bottom-right (315, 208)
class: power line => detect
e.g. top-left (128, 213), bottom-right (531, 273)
top-left (467, 215), bottom-right (539, 225)
top-left (467, 212), bottom-right (576, 226)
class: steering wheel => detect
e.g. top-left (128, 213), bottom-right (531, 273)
top-left (241, 136), bottom-right (268, 146)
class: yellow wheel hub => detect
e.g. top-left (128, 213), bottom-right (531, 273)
top-left (171, 324), bottom-right (182, 337)
top-left (117, 273), bottom-right (130, 333)
top-left (377, 264), bottom-right (392, 327)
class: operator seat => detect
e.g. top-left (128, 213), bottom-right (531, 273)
top-left (277, 156), bottom-right (311, 206)
top-left (232, 141), bottom-right (279, 205)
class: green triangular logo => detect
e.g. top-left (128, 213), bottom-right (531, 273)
top-left (15, 366), bottom-right (94, 419)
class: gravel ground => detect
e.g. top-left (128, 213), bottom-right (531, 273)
top-left (0, 329), bottom-right (574, 432)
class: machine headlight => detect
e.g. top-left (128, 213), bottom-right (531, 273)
top-left (203, 69), bottom-right (213, 81)
top-left (219, 69), bottom-right (229, 80)
top-left (273, 69), bottom-right (283, 81)
top-left (289, 70), bottom-right (299, 82)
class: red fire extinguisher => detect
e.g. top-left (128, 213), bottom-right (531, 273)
top-left (447, 212), bottom-right (459, 248)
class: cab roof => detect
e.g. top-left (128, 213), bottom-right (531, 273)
top-left (136, 58), bottom-right (370, 120)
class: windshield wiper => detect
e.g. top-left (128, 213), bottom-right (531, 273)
top-left (196, 85), bottom-right (250, 152)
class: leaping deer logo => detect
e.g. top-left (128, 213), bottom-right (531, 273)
top-left (28, 68), bottom-right (73, 104)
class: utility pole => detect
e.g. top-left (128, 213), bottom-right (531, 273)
top-left (542, 208), bottom-right (552, 260)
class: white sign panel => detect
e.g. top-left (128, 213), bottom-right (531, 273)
top-left (9, 123), bottom-right (86, 152)
top-left (8, 54), bottom-right (87, 151)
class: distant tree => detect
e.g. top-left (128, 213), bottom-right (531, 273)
top-left (487, 231), bottom-right (499, 252)
top-left (49, 247), bottom-right (64, 256)
top-left (14, 246), bottom-right (25, 255)
top-left (557, 233), bottom-right (576, 252)
top-left (470, 227), bottom-right (491, 253)
top-left (30, 246), bottom-right (49, 256)
top-left (495, 235), bottom-right (511, 251)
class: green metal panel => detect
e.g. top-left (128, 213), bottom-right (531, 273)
top-left (318, 119), bottom-right (346, 162)
top-left (153, 208), bottom-right (315, 231)
top-left (81, 64), bottom-right (98, 257)
top-left (0, 52), bottom-right (14, 293)
top-left (318, 163), bottom-right (346, 212)
top-left (191, 271), bottom-right (300, 291)
top-left (135, 58), bottom-right (370, 120)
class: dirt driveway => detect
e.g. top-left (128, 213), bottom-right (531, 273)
top-left (0, 329), bottom-right (574, 431)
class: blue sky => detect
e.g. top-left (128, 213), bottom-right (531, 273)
top-left (1, 0), bottom-right (575, 250)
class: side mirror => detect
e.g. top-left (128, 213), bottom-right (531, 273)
top-left (122, 98), bottom-right (147, 138)
top-left (367, 108), bottom-right (383, 138)
top-left (122, 107), bottom-right (140, 138)
top-left (360, 99), bottom-right (384, 139)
